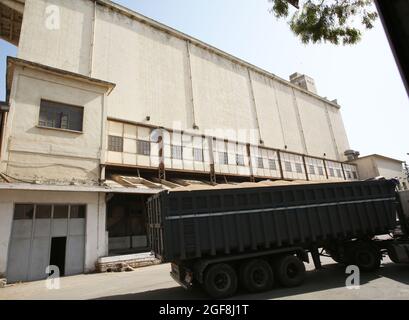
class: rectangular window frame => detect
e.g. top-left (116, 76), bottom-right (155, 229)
top-left (108, 135), bottom-right (124, 152)
top-left (38, 99), bottom-right (84, 133)
top-left (193, 148), bottom-right (204, 162)
top-left (219, 152), bottom-right (228, 165)
top-left (137, 140), bottom-right (151, 156)
top-left (171, 145), bottom-right (183, 160)
top-left (236, 154), bottom-right (245, 166)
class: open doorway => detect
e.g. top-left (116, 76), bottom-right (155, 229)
top-left (49, 237), bottom-right (66, 276)
top-left (106, 194), bottom-right (150, 255)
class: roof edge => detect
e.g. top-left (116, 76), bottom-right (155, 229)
top-left (6, 56), bottom-right (116, 94)
top-left (353, 154), bottom-right (404, 163)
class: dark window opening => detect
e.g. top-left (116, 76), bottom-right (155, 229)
top-left (70, 205), bottom-right (86, 219)
top-left (36, 205), bottom-right (52, 219)
top-left (14, 204), bottom-right (34, 220)
top-left (54, 205), bottom-right (69, 219)
top-left (39, 100), bottom-right (83, 132)
top-left (295, 163), bottom-right (303, 173)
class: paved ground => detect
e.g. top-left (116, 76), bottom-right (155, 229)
top-left (0, 257), bottom-right (408, 300)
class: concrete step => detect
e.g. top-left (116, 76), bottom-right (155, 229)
top-left (96, 252), bottom-right (161, 273)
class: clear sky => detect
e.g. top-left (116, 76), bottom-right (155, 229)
top-left (1, 0), bottom-right (408, 162)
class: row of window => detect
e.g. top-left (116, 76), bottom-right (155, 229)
top-left (14, 204), bottom-right (86, 220)
top-left (108, 134), bottom-right (357, 178)
top-left (108, 136), bottom-right (151, 155)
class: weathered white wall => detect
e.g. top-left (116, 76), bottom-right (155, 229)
top-left (16, 0), bottom-right (351, 161)
top-left (351, 157), bottom-right (378, 179)
top-left (0, 190), bottom-right (106, 276)
top-left (93, 5), bottom-right (193, 129)
top-left (375, 158), bottom-right (404, 180)
top-left (2, 65), bottom-right (107, 183)
top-left (18, 0), bottom-right (94, 75)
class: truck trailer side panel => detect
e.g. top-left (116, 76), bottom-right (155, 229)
top-left (147, 180), bottom-right (397, 262)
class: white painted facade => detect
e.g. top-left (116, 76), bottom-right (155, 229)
top-left (0, 0), bottom-right (360, 282)
top-left (15, 0), bottom-right (350, 163)
top-left (0, 189), bottom-right (106, 278)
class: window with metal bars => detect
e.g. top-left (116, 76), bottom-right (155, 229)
top-left (137, 140), bottom-right (150, 156)
top-left (236, 154), bottom-right (245, 166)
top-left (257, 157), bottom-right (264, 169)
top-left (171, 145), bottom-right (183, 159)
top-left (219, 152), bottom-right (228, 165)
top-left (193, 148), bottom-right (204, 162)
top-left (284, 161), bottom-right (292, 172)
top-left (329, 168), bottom-right (335, 177)
top-left (108, 135), bottom-right (123, 152)
top-left (268, 159), bottom-right (277, 171)
top-left (295, 163), bottom-right (303, 174)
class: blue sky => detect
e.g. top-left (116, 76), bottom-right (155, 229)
top-left (1, 0), bottom-right (408, 162)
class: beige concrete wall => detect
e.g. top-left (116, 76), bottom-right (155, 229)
top-left (93, 5), bottom-right (193, 129)
top-left (0, 190), bottom-right (106, 275)
top-left (18, 0), bottom-right (94, 75)
top-left (295, 91), bottom-right (337, 159)
top-left (16, 0), bottom-right (351, 162)
top-left (352, 157), bottom-right (378, 179)
top-left (375, 158), bottom-right (404, 180)
top-left (2, 65), bottom-right (107, 183)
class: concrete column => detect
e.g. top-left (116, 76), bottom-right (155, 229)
top-left (84, 192), bottom-right (106, 272)
top-left (0, 201), bottom-right (13, 277)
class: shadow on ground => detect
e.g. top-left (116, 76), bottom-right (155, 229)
top-left (94, 262), bottom-right (409, 300)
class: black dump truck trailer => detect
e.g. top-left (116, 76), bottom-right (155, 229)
top-left (147, 179), bottom-right (409, 298)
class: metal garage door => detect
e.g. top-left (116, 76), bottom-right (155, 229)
top-left (6, 204), bottom-right (86, 283)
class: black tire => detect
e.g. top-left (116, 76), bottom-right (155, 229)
top-left (388, 248), bottom-right (400, 264)
top-left (349, 243), bottom-right (381, 272)
top-left (239, 259), bottom-right (274, 293)
top-left (203, 263), bottom-right (238, 299)
top-left (274, 255), bottom-right (306, 287)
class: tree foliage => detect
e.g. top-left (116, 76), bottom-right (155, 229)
top-left (269, 0), bottom-right (378, 45)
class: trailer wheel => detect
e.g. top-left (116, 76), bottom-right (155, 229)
top-left (239, 259), bottom-right (274, 293)
top-left (349, 243), bottom-right (381, 272)
top-left (274, 255), bottom-right (306, 287)
top-left (203, 263), bottom-right (238, 299)
top-left (388, 247), bottom-right (400, 264)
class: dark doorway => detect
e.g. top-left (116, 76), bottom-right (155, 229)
top-left (106, 194), bottom-right (150, 255)
top-left (50, 237), bottom-right (67, 276)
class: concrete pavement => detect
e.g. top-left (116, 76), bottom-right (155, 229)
top-left (0, 257), bottom-right (408, 300)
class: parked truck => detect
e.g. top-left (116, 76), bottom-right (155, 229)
top-left (147, 179), bottom-right (409, 298)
